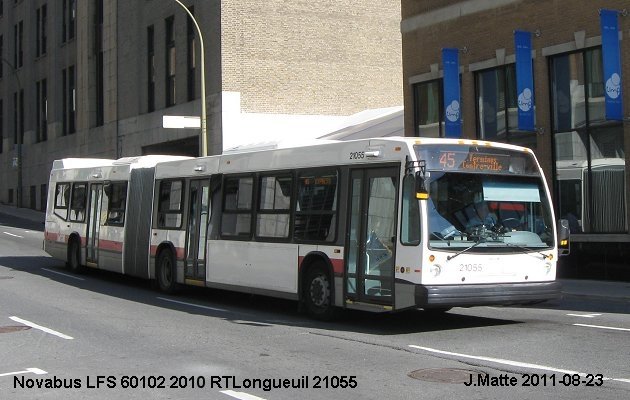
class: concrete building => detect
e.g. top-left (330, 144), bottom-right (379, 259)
top-left (401, 0), bottom-right (630, 278)
top-left (0, 0), bottom-right (402, 210)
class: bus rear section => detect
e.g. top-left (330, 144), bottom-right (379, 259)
top-left (44, 156), bottom-right (189, 277)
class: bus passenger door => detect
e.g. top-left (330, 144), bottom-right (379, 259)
top-left (346, 167), bottom-right (398, 305)
top-left (185, 179), bottom-right (210, 282)
top-left (86, 183), bottom-right (103, 266)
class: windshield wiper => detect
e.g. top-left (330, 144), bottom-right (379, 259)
top-left (446, 225), bottom-right (551, 261)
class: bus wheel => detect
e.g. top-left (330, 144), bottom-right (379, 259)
top-left (304, 264), bottom-right (336, 320)
top-left (67, 238), bottom-right (84, 273)
top-left (157, 249), bottom-right (179, 294)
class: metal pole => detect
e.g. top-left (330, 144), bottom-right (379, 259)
top-left (2, 58), bottom-right (22, 208)
top-left (172, 0), bottom-right (208, 157)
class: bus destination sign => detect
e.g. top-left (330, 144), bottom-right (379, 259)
top-left (438, 151), bottom-right (510, 172)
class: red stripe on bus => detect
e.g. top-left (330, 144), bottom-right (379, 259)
top-left (98, 239), bottom-right (123, 252)
top-left (149, 245), bottom-right (186, 261)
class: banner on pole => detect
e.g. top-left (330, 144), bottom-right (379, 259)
top-left (514, 30), bottom-right (535, 131)
top-left (442, 48), bottom-right (462, 138)
top-left (600, 9), bottom-right (623, 121)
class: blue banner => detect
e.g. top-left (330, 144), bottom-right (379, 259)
top-left (442, 48), bottom-right (461, 138)
top-left (600, 9), bottom-right (623, 121)
top-left (514, 30), bottom-right (535, 131)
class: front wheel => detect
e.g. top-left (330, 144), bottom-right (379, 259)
top-left (304, 264), bottom-right (336, 320)
top-left (156, 249), bottom-right (179, 294)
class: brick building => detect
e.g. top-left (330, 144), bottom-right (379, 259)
top-left (402, 0), bottom-right (630, 277)
top-left (0, 0), bottom-right (402, 210)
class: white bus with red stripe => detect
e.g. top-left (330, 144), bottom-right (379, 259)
top-left (150, 137), bottom-right (569, 319)
top-left (45, 156), bottom-right (189, 277)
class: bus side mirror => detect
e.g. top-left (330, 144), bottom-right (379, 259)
top-left (414, 172), bottom-right (429, 200)
top-left (557, 219), bottom-right (570, 256)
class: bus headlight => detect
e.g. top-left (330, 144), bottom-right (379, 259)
top-left (430, 264), bottom-right (442, 277)
top-left (544, 262), bottom-right (552, 274)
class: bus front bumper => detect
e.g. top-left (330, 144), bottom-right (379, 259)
top-left (415, 281), bottom-right (562, 308)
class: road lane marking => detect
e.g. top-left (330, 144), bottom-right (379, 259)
top-left (409, 345), bottom-right (585, 375)
top-left (157, 297), bottom-right (228, 312)
top-left (0, 368), bottom-right (47, 377)
top-left (221, 390), bottom-right (267, 400)
top-left (3, 232), bottom-right (23, 238)
top-left (573, 323), bottom-right (630, 332)
top-left (41, 268), bottom-right (85, 281)
top-left (9, 316), bottom-right (74, 340)
top-left (566, 313), bottom-right (602, 318)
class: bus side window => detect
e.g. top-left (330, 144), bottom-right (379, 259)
top-left (104, 182), bottom-right (127, 226)
top-left (69, 183), bottom-right (87, 222)
top-left (157, 180), bottom-right (184, 229)
top-left (294, 170), bottom-right (338, 242)
top-left (220, 176), bottom-right (253, 238)
top-left (54, 183), bottom-right (71, 220)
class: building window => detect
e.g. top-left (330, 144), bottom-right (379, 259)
top-left (0, 35), bottom-right (3, 78)
top-left (62, 66), bottom-right (76, 135)
top-left (413, 79), bottom-right (443, 137)
top-left (0, 99), bottom-right (3, 154)
top-left (36, 4), bottom-right (47, 57)
top-left (550, 48), bottom-right (626, 234)
top-left (13, 89), bottom-right (23, 145)
top-left (62, 0), bottom-right (75, 43)
top-left (40, 183), bottom-right (47, 211)
top-left (165, 16), bottom-right (176, 107)
top-left (186, 6), bottom-right (196, 102)
top-left (36, 79), bottom-right (47, 142)
top-left (95, 0), bottom-right (103, 126)
top-left (475, 64), bottom-right (536, 148)
top-left (147, 25), bottom-right (155, 112)
top-left (14, 20), bottom-right (23, 68)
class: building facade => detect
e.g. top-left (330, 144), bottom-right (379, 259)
top-left (402, 0), bottom-right (630, 277)
top-left (0, 0), bottom-right (402, 210)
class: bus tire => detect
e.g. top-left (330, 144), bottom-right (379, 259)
top-left (304, 263), bottom-right (337, 320)
top-left (156, 249), bottom-right (179, 294)
top-left (67, 237), bottom-right (84, 273)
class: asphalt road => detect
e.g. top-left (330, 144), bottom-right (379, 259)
top-left (1, 215), bottom-right (629, 399)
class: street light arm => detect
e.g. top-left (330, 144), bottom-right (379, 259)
top-left (172, 0), bottom-right (208, 157)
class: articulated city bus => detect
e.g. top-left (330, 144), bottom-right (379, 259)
top-left (44, 156), bottom-right (189, 277)
top-left (148, 137), bottom-right (569, 318)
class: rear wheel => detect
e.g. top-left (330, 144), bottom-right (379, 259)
top-left (67, 238), bottom-right (84, 273)
top-left (157, 249), bottom-right (179, 294)
top-left (304, 263), bottom-right (336, 320)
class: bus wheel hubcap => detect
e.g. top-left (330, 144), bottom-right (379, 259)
top-left (310, 276), bottom-right (329, 307)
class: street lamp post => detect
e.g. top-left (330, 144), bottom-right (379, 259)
top-left (2, 58), bottom-right (23, 208)
top-left (172, 0), bottom-right (208, 157)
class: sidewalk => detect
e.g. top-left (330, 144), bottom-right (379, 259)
top-left (1, 203), bottom-right (628, 303)
top-left (559, 279), bottom-right (630, 302)
top-left (0, 204), bottom-right (45, 224)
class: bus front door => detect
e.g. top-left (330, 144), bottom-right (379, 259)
top-left (185, 179), bottom-right (210, 282)
top-left (346, 167), bottom-right (398, 305)
top-left (86, 183), bottom-right (103, 267)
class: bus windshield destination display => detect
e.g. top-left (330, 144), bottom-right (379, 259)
top-left (415, 145), bottom-right (538, 175)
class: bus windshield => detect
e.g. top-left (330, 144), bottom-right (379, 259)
top-left (414, 145), bottom-right (554, 252)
